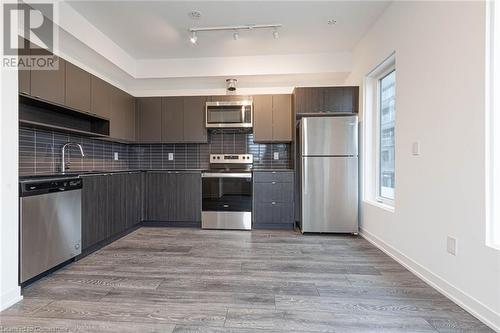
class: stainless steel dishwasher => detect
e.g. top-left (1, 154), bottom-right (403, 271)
top-left (19, 177), bottom-right (82, 283)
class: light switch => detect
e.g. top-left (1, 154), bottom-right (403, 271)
top-left (168, 153), bottom-right (174, 161)
top-left (114, 152), bottom-right (119, 161)
top-left (412, 142), bottom-right (421, 156)
top-left (273, 152), bottom-right (279, 160)
top-left (447, 236), bottom-right (457, 256)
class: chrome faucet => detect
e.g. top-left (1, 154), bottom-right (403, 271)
top-left (61, 142), bottom-right (85, 173)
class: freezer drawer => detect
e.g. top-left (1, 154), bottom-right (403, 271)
top-left (301, 116), bottom-right (358, 156)
top-left (301, 156), bottom-right (358, 233)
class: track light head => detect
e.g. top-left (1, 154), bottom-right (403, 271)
top-left (189, 31), bottom-right (197, 44)
top-left (233, 31), bottom-right (239, 41)
top-left (273, 30), bottom-right (279, 39)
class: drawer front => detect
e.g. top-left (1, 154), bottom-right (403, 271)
top-left (254, 202), bottom-right (294, 224)
top-left (253, 171), bottom-right (294, 183)
top-left (254, 182), bottom-right (293, 203)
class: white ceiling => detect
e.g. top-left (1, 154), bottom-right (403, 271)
top-left (66, 1), bottom-right (390, 60)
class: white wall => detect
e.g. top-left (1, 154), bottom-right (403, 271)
top-left (0, 42), bottom-right (22, 310)
top-left (345, 1), bottom-right (500, 330)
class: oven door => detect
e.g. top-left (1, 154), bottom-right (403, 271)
top-left (201, 173), bottom-right (252, 230)
top-left (206, 102), bottom-right (253, 128)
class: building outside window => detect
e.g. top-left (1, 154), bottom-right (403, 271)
top-left (379, 70), bottom-right (396, 200)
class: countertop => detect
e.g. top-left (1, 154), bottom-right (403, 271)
top-left (19, 168), bottom-right (294, 182)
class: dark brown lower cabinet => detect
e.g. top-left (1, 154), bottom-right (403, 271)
top-left (82, 174), bottom-right (110, 249)
top-left (82, 173), bottom-right (142, 251)
top-left (144, 171), bottom-right (201, 223)
top-left (253, 171), bottom-right (294, 229)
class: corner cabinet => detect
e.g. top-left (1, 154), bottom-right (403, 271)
top-left (136, 96), bottom-right (208, 143)
top-left (81, 173), bottom-right (142, 251)
top-left (253, 94), bottom-right (292, 143)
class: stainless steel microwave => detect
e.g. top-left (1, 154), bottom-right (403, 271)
top-left (205, 101), bottom-right (253, 128)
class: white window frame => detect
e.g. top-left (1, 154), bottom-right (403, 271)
top-left (486, 0), bottom-right (500, 249)
top-left (375, 66), bottom-right (396, 206)
top-left (363, 53), bottom-right (396, 210)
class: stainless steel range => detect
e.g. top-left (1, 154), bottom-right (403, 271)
top-left (202, 154), bottom-right (253, 230)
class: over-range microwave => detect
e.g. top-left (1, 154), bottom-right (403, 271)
top-left (205, 101), bottom-right (253, 128)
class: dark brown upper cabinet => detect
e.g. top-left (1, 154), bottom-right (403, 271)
top-left (30, 50), bottom-right (66, 105)
top-left (161, 96), bottom-right (208, 143)
top-left (253, 95), bottom-right (273, 142)
top-left (18, 37), bottom-right (30, 95)
top-left (90, 75), bottom-right (112, 119)
top-left (136, 97), bottom-right (162, 142)
top-left (293, 86), bottom-right (359, 115)
top-left (162, 97), bottom-right (184, 143)
top-left (183, 96), bottom-right (208, 143)
top-left (65, 61), bottom-right (91, 113)
top-left (110, 87), bottom-right (136, 141)
top-left (253, 94), bottom-right (292, 143)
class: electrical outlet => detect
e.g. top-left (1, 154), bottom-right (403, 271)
top-left (168, 153), bottom-right (174, 161)
top-left (447, 236), bottom-right (457, 256)
top-left (114, 152), bottom-right (119, 161)
top-left (273, 152), bottom-right (279, 160)
top-left (412, 142), bottom-right (421, 156)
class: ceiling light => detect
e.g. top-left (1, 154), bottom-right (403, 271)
top-left (226, 78), bottom-right (237, 92)
top-left (233, 31), bottom-right (239, 40)
top-left (189, 31), bottom-right (197, 44)
top-left (273, 30), bottom-right (279, 39)
top-left (327, 19), bottom-right (337, 25)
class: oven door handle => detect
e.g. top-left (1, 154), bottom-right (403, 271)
top-left (202, 173), bottom-right (252, 179)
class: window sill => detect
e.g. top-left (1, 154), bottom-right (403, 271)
top-left (363, 199), bottom-right (395, 213)
top-left (486, 242), bottom-right (500, 252)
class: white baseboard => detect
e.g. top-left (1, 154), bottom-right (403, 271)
top-left (360, 228), bottom-right (500, 333)
top-left (0, 286), bottom-right (22, 311)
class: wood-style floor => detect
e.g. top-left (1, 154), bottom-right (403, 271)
top-left (0, 227), bottom-right (493, 333)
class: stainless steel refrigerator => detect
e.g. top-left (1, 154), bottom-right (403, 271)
top-left (298, 116), bottom-right (358, 233)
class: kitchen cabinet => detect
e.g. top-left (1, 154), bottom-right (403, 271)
top-left (110, 87), bottom-right (136, 141)
top-left (136, 97), bottom-right (162, 142)
top-left (65, 61), bottom-right (91, 113)
top-left (30, 51), bottom-right (65, 105)
top-left (253, 94), bottom-right (292, 142)
top-left (82, 174), bottom-right (110, 249)
top-left (253, 171), bottom-right (294, 229)
top-left (91, 75), bottom-right (112, 119)
top-left (161, 96), bottom-right (208, 143)
top-left (253, 95), bottom-right (273, 142)
top-left (18, 37), bottom-right (30, 95)
top-left (82, 173), bottom-right (142, 251)
top-left (145, 171), bottom-right (201, 223)
top-left (183, 96), bottom-right (208, 143)
top-left (293, 87), bottom-right (359, 114)
top-left (162, 97), bottom-right (184, 143)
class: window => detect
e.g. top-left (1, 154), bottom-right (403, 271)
top-left (363, 53), bottom-right (396, 209)
top-left (378, 70), bottom-right (396, 201)
top-left (487, 0), bottom-right (500, 249)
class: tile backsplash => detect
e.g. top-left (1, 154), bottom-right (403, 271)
top-left (19, 126), bottom-right (291, 176)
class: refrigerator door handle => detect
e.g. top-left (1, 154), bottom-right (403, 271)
top-left (302, 158), bottom-right (307, 195)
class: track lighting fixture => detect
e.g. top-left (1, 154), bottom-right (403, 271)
top-left (188, 24), bottom-right (281, 44)
top-left (189, 31), bottom-right (197, 44)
